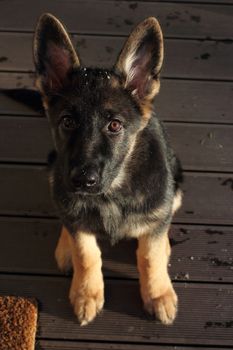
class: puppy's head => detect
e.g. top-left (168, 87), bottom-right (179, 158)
top-left (34, 14), bottom-right (163, 195)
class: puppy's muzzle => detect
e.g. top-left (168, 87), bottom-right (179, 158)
top-left (70, 166), bottom-right (100, 191)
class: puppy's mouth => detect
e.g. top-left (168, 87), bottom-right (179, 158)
top-left (66, 176), bottom-right (110, 197)
top-left (73, 186), bottom-right (104, 196)
top-left (68, 176), bottom-right (118, 197)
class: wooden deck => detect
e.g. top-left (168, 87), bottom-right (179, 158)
top-left (0, 0), bottom-right (233, 349)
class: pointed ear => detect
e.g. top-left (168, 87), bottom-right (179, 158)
top-left (115, 17), bottom-right (163, 102)
top-left (33, 13), bottom-right (80, 95)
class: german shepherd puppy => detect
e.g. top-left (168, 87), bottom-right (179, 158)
top-left (33, 13), bottom-right (182, 326)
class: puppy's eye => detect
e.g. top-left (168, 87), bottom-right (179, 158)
top-left (61, 116), bottom-right (77, 130)
top-left (108, 119), bottom-right (122, 133)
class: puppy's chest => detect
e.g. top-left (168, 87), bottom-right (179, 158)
top-left (98, 200), bottom-right (153, 239)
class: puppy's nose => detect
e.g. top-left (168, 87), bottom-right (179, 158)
top-left (70, 167), bottom-right (99, 189)
top-left (85, 170), bottom-right (99, 187)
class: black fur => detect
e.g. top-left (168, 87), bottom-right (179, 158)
top-left (43, 66), bottom-right (182, 243)
top-left (4, 14), bottom-right (183, 245)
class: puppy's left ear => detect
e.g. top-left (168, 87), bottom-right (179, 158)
top-left (33, 13), bottom-right (80, 95)
top-left (115, 17), bottom-right (163, 102)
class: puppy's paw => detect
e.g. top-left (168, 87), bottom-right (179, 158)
top-left (144, 287), bottom-right (178, 325)
top-left (69, 277), bottom-right (104, 326)
top-left (71, 292), bottom-right (104, 326)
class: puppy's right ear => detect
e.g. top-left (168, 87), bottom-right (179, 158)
top-left (33, 13), bottom-right (80, 95)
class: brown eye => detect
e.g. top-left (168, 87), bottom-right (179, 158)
top-left (61, 116), bottom-right (77, 130)
top-left (108, 119), bottom-right (122, 133)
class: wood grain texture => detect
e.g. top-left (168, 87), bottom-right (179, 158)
top-left (0, 165), bottom-right (232, 225)
top-left (0, 275), bottom-right (233, 346)
top-left (0, 0), bottom-right (232, 39)
top-left (0, 218), bottom-right (232, 283)
top-left (156, 80), bottom-right (233, 124)
top-left (0, 117), bottom-right (232, 171)
top-left (37, 340), bottom-right (233, 350)
top-left (167, 123), bottom-right (233, 171)
top-left (0, 33), bottom-right (232, 80)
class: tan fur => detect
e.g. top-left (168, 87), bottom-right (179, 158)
top-left (34, 78), bottom-right (49, 110)
top-left (55, 226), bottom-right (72, 272)
top-left (140, 102), bottom-right (153, 123)
top-left (144, 78), bottom-right (161, 102)
top-left (122, 201), bottom-right (171, 239)
top-left (172, 189), bottom-right (183, 214)
top-left (68, 232), bottom-right (104, 326)
top-left (108, 134), bottom-right (138, 191)
top-left (109, 76), bottom-right (121, 89)
top-left (55, 227), bottom-right (104, 326)
top-left (137, 230), bottom-right (178, 325)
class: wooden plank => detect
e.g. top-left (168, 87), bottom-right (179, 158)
top-left (0, 1), bottom-right (232, 40)
top-left (180, 172), bottom-right (233, 225)
top-left (1, 79), bottom-right (233, 125)
top-left (160, 0), bottom-right (233, 4)
top-left (0, 33), bottom-right (232, 80)
top-left (0, 275), bottom-right (233, 346)
top-left (0, 218), bottom-right (60, 276)
top-left (156, 80), bottom-right (233, 124)
top-left (0, 72), bottom-right (34, 91)
top-left (167, 123), bottom-right (233, 172)
top-left (0, 116), bottom-right (52, 163)
top-left (0, 217), bottom-right (232, 283)
top-left (0, 165), bottom-right (232, 225)
top-left (142, 0), bottom-right (233, 3)
top-left (0, 165), bottom-right (56, 217)
top-left (37, 340), bottom-right (233, 350)
top-left (0, 116), bottom-right (232, 172)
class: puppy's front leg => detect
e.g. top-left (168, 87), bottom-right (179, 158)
top-left (69, 232), bottom-right (104, 326)
top-left (55, 226), bottom-right (72, 272)
top-left (137, 229), bottom-right (177, 325)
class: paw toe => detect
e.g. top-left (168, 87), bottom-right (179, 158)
top-left (144, 288), bottom-right (178, 325)
top-left (73, 293), bottom-right (104, 326)
top-left (153, 289), bottom-right (178, 325)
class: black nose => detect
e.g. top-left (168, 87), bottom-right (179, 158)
top-left (70, 167), bottom-right (99, 189)
top-left (85, 171), bottom-right (98, 187)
